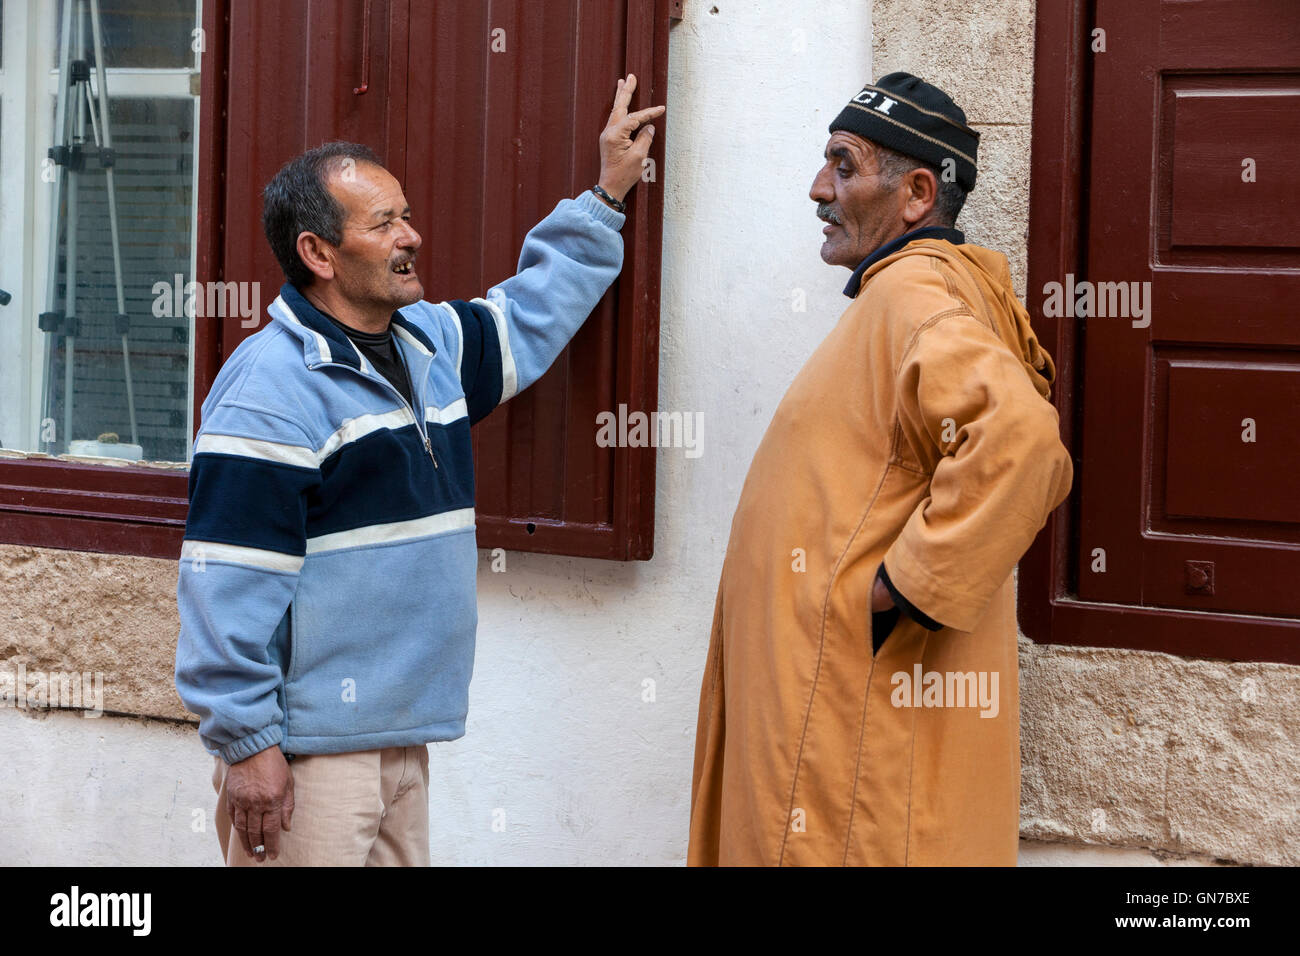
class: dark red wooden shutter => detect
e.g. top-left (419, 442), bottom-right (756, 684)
top-left (220, 0), bottom-right (670, 560)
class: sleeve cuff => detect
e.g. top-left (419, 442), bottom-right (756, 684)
top-left (878, 564), bottom-right (945, 631)
top-left (217, 724), bottom-right (283, 765)
top-left (574, 188), bottom-right (627, 231)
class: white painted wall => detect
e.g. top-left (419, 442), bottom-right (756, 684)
top-left (442, 0), bottom-right (875, 865)
top-left (0, 708), bottom-right (212, 865)
top-left (0, 705), bottom-right (1209, 867)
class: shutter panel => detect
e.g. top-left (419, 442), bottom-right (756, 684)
top-left (219, 0), bottom-right (667, 560)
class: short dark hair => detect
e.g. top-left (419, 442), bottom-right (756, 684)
top-left (873, 143), bottom-right (969, 228)
top-left (261, 141), bottom-right (384, 288)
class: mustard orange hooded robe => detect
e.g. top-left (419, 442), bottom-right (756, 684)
top-left (688, 239), bottom-right (1073, 866)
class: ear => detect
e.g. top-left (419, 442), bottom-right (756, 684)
top-left (296, 231), bottom-right (336, 283)
top-left (901, 166), bottom-right (939, 227)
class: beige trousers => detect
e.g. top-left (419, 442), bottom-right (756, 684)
top-left (212, 745), bottom-right (430, 866)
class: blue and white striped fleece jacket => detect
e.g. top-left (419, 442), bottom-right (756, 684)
top-left (175, 190), bottom-right (624, 763)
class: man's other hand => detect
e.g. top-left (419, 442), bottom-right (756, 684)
top-left (597, 73), bottom-right (665, 203)
top-left (225, 745), bottom-right (295, 862)
top-left (871, 568), bottom-right (896, 613)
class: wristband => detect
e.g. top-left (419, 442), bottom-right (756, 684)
top-left (591, 184), bottom-right (626, 213)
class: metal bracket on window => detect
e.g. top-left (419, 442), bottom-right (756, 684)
top-left (353, 0), bottom-right (372, 95)
top-left (669, 0), bottom-right (686, 21)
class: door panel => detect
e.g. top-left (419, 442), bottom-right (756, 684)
top-left (403, 0), bottom-right (626, 531)
top-left (1077, 0), bottom-right (1300, 618)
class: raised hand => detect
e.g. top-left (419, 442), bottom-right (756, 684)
top-left (597, 73), bottom-right (666, 204)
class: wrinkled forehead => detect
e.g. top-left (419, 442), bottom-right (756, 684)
top-left (824, 130), bottom-right (879, 163)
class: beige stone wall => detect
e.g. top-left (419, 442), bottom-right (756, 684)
top-left (0, 544), bottom-right (190, 722)
top-left (875, 0), bottom-right (1300, 867)
top-left (872, 0), bottom-right (1036, 299)
top-left (1019, 639), bottom-right (1299, 866)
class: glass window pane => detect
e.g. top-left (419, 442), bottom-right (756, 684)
top-left (0, 0), bottom-right (199, 465)
top-left (41, 97), bottom-right (195, 463)
top-left (56, 0), bottom-right (198, 70)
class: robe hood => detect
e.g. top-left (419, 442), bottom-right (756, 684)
top-left (860, 239), bottom-right (1056, 400)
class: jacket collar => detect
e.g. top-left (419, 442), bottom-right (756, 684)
top-left (268, 282), bottom-right (438, 370)
top-left (843, 226), bottom-right (965, 298)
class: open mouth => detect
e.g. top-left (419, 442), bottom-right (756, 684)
top-left (392, 261), bottom-right (414, 275)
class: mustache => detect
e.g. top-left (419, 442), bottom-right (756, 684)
top-left (817, 203), bottom-right (842, 226)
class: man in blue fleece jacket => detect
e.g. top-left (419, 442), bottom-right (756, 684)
top-left (175, 75), bottom-right (663, 866)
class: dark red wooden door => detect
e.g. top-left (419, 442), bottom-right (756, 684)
top-left (1076, 1), bottom-right (1300, 627)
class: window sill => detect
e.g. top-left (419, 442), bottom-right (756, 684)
top-left (0, 457), bottom-right (188, 559)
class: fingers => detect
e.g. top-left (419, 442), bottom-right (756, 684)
top-left (631, 123), bottom-right (656, 156)
top-left (610, 73), bottom-right (637, 117)
top-left (609, 106), bottom-right (665, 149)
top-left (598, 73), bottom-right (661, 200)
top-left (260, 810), bottom-right (283, 861)
top-left (281, 774), bottom-right (295, 833)
top-left (232, 802), bottom-right (254, 858)
top-left (246, 809), bottom-right (266, 863)
top-left (626, 104), bottom-right (666, 127)
top-left (223, 749), bottom-right (294, 864)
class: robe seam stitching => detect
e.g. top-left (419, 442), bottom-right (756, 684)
top-left (893, 307), bottom-right (976, 473)
top-left (887, 455), bottom-right (931, 478)
top-left (929, 253), bottom-right (998, 335)
top-left (942, 253), bottom-right (1002, 335)
top-left (842, 623), bottom-right (880, 865)
top-left (902, 631), bottom-right (931, 866)
top-left (896, 307), bottom-right (980, 371)
top-left (777, 457), bottom-right (891, 866)
top-left (701, 591), bottom-right (724, 724)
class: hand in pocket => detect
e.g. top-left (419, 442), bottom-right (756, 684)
top-left (871, 605), bottom-right (902, 656)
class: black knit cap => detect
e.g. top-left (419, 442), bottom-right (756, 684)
top-left (829, 72), bottom-right (979, 191)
